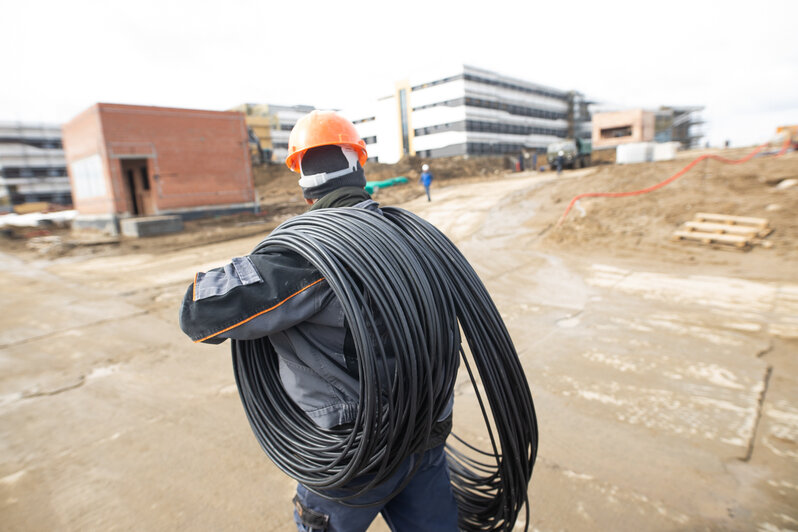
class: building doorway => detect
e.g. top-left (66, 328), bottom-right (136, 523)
top-left (120, 158), bottom-right (153, 215)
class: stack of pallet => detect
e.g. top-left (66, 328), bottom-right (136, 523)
top-left (672, 213), bottom-right (773, 250)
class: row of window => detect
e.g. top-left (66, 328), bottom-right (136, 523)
top-left (464, 120), bottom-right (563, 137)
top-left (413, 120), bottom-right (565, 138)
top-left (415, 144), bottom-right (547, 159)
top-left (467, 142), bottom-right (525, 155)
top-left (412, 97), bottom-right (566, 121)
top-left (414, 122), bottom-right (462, 135)
top-left (463, 73), bottom-right (566, 101)
top-left (599, 126), bottom-right (632, 139)
top-left (411, 75), bottom-right (461, 92)
top-left (6, 190), bottom-right (72, 205)
top-left (0, 137), bottom-right (63, 150)
top-left (464, 96), bottom-right (566, 120)
top-left (413, 98), bottom-right (464, 111)
top-left (410, 73), bottom-right (566, 102)
top-left (1, 166), bottom-right (67, 178)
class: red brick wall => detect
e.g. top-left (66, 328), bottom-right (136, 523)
top-left (63, 103), bottom-right (254, 216)
top-left (62, 105), bottom-right (117, 215)
top-left (99, 104), bottom-right (254, 214)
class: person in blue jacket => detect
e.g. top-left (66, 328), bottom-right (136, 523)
top-left (179, 111), bottom-right (459, 532)
top-left (419, 163), bottom-right (433, 202)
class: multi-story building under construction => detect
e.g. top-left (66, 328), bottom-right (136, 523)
top-left (0, 121), bottom-right (72, 212)
top-left (654, 106), bottom-right (705, 149)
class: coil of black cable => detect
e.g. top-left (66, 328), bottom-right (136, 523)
top-left (232, 206), bottom-right (538, 531)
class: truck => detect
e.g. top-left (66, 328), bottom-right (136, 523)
top-left (546, 138), bottom-right (592, 170)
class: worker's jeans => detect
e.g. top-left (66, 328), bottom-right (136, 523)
top-left (292, 443), bottom-right (459, 532)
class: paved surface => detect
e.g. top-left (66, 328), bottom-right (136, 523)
top-left (1, 172), bottom-right (797, 531)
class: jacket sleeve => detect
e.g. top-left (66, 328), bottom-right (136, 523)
top-left (178, 249), bottom-right (328, 344)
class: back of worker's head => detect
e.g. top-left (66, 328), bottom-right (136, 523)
top-left (296, 145), bottom-right (366, 199)
top-left (286, 110), bottom-right (368, 200)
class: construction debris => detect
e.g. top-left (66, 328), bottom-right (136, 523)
top-left (672, 212), bottom-right (773, 250)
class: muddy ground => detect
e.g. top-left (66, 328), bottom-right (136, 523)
top-left (1, 147), bottom-right (797, 531)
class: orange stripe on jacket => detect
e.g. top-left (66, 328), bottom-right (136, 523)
top-left (194, 277), bottom-right (326, 343)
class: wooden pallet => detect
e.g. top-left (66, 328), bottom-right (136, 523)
top-left (693, 212), bottom-right (769, 228)
top-left (672, 213), bottom-right (773, 250)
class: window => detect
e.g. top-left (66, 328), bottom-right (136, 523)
top-left (600, 126), bottom-right (633, 139)
top-left (70, 154), bottom-right (106, 199)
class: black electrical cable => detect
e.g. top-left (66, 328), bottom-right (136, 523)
top-left (231, 206), bottom-right (538, 531)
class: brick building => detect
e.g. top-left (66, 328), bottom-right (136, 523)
top-left (592, 107), bottom-right (704, 151)
top-left (62, 103), bottom-right (255, 232)
top-left (591, 109), bottom-right (656, 149)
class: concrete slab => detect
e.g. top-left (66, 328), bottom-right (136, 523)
top-left (72, 214), bottom-right (119, 235)
top-left (120, 215), bottom-right (183, 238)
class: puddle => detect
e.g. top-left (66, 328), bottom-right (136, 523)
top-left (0, 470), bottom-right (26, 485)
top-left (556, 315), bottom-right (582, 328)
top-left (87, 365), bottom-right (119, 380)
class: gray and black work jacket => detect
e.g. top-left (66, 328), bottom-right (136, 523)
top-left (179, 188), bottom-right (453, 438)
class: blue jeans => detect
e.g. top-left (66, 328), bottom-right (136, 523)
top-left (293, 444), bottom-right (459, 532)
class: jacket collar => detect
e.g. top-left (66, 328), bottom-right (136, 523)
top-left (309, 187), bottom-right (372, 211)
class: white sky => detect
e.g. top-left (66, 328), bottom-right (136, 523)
top-left (3, 0), bottom-right (797, 148)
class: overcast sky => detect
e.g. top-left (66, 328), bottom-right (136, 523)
top-left (3, 0), bottom-right (797, 148)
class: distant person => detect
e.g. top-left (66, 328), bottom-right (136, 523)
top-left (724, 140), bottom-right (730, 149)
top-left (532, 152), bottom-right (538, 171)
top-left (556, 151), bottom-right (564, 175)
top-left (420, 163), bottom-right (433, 202)
top-left (517, 153), bottom-right (524, 172)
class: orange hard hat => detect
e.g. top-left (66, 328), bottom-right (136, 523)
top-left (285, 110), bottom-right (368, 172)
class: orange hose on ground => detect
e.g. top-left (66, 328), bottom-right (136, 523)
top-left (557, 136), bottom-right (792, 226)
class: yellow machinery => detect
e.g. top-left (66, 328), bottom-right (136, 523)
top-left (230, 104), bottom-right (280, 165)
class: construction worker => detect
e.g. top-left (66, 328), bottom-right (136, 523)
top-left (179, 110), bottom-right (459, 532)
top-left (419, 163), bottom-right (433, 201)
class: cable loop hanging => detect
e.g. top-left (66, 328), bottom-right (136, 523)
top-left (232, 206), bottom-right (538, 531)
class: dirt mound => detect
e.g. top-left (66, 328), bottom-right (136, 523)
top-left (535, 149), bottom-right (798, 279)
top-left (365, 154), bottom-right (512, 181)
top-left (251, 154), bottom-right (517, 211)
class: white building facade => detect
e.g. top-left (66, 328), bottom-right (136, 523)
top-left (0, 122), bottom-right (72, 211)
top-left (345, 65), bottom-right (588, 164)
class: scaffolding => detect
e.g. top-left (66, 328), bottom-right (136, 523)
top-left (0, 121), bottom-right (72, 209)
